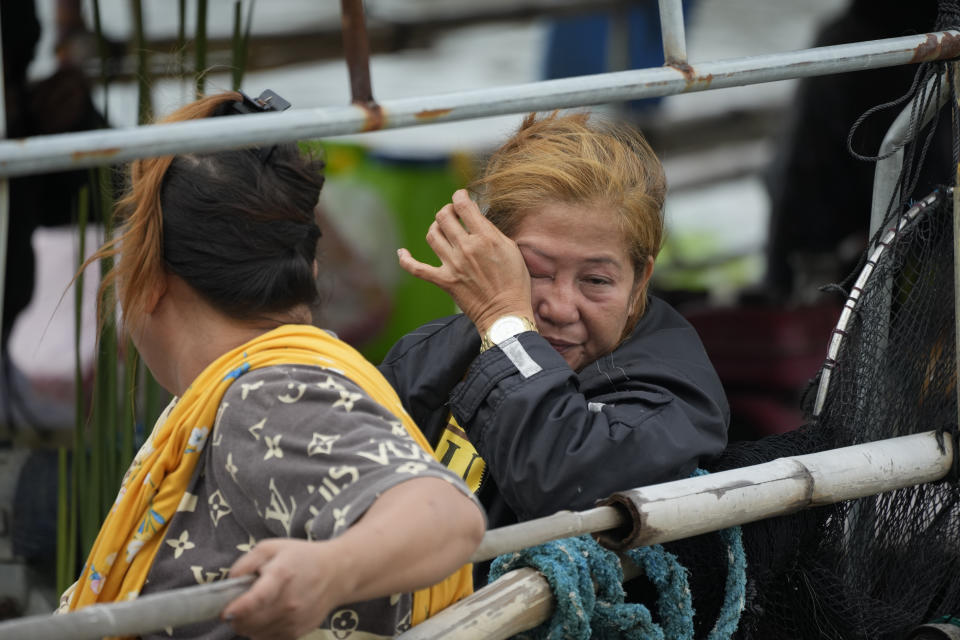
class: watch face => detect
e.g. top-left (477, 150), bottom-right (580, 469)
top-left (490, 316), bottom-right (526, 343)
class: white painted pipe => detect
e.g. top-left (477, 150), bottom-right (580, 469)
top-left (658, 0), bottom-right (688, 65)
top-left (598, 430), bottom-right (953, 550)
top-left (0, 31), bottom-right (958, 178)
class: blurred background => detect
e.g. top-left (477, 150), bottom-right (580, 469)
top-left (1, 0), bottom-right (943, 620)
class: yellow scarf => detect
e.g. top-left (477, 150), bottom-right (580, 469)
top-left (66, 324), bottom-right (472, 626)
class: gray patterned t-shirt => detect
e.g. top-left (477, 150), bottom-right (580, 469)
top-left (140, 364), bottom-right (477, 639)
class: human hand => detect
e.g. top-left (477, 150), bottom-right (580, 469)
top-left (222, 538), bottom-right (345, 640)
top-left (397, 189), bottom-right (534, 333)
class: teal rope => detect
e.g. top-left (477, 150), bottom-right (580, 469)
top-left (691, 469), bottom-right (747, 640)
top-left (623, 544), bottom-right (695, 638)
top-left (488, 470), bottom-right (747, 639)
top-left (489, 535), bottom-right (689, 640)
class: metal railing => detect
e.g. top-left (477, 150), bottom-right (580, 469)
top-left (0, 29), bottom-right (958, 179)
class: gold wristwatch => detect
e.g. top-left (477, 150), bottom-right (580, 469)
top-left (480, 315), bottom-right (538, 352)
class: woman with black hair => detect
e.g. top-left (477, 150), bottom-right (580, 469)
top-left (57, 92), bottom-right (484, 640)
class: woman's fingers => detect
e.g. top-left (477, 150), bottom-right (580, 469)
top-left (450, 188), bottom-right (487, 232)
top-left (424, 219), bottom-right (457, 266)
top-left (222, 544), bottom-right (275, 622)
top-left (224, 540), bottom-right (333, 640)
top-left (399, 190), bottom-right (533, 327)
top-left (433, 201), bottom-right (469, 245)
top-left (227, 541), bottom-right (270, 579)
top-left (397, 248), bottom-right (448, 286)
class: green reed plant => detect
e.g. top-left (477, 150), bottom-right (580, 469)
top-left (196, 0), bottom-right (208, 96)
top-left (131, 0), bottom-right (151, 123)
top-left (57, 0), bottom-right (253, 594)
top-left (232, 1), bottom-right (256, 91)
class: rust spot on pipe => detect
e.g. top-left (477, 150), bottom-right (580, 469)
top-left (670, 61), bottom-right (695, 84)
top-left (72, 147), bottom-right (121, 161)
top-left (416, 108), bottom-right (453, 121)
top-left (356, 102), bottom-right (385, 132)
top-left (911, 32), bottom-right (960, 63)
top-left (668, 62), bottom-right (712, 90)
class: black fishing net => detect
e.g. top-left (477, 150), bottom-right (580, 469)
top-left (697, 187), bottom-right (960, 640)
top-left (651, 5), bottom-right (960, 636)
top-left (631, 185), bottom-right (959, 639)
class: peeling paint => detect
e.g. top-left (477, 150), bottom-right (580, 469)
top-left (71, 147), bottom-right (121, 161)
top-left (704, 479), bottom-right (757, 500)
top-left (415, 108), bottom-right (453, 121)
top-left (670, 61), bottom-right (696, 86)
top-left (357, 102), bottom-right (385, 132)
top-left (911, 32), bottom-right (960, 63)
top-left (668, 62), bottom-right (713, 90)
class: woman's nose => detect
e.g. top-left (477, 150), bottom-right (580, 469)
top-left (536, 281), bottom-right (580, 326)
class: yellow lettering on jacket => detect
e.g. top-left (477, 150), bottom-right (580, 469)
top-left (435, 415), bottom-right (485, 493)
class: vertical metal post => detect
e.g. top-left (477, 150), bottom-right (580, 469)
top-left (0, 6), bottom-right (8, 342)
top-left (340, 0), bottom-right (375, 105)
top-left (658, 0), bottom-right (688, 65)
top-left (195, 0), bottom-right (208, 97)
top-left (870, 72), bottom-right (949, 238)
top-left (953, 63), bottom-right (960, 444)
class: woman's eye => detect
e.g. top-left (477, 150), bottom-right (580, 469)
top-left (584, 277), bottom-right (612, 286)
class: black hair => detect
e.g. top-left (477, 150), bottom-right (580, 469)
top-left (160, 141), bottom-right (325, 318)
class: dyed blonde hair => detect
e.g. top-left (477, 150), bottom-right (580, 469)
top-left (473, 111), bottom-right (666, 330)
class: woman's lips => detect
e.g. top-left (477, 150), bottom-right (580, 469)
top-left (545, 337), bottom-right (577, 352)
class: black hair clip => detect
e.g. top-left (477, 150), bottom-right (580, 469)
top-left (217, 89), bottom-right (292, 164)
top-left (231, 89), bottom-right (292, 115)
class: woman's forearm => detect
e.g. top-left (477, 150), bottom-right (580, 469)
top-left (330, 476), bottom-right (485, 601)
top-left (223, 477), bottom-right (484, 639)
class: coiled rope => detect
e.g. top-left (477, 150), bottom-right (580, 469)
top-left (488, 471), bottom-right (746, 639)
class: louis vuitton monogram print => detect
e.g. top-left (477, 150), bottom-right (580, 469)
top-left (139, 364), bottom-right (474, 639)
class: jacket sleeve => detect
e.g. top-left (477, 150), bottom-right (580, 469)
top-left (449, 327), bottom-right (729, 520)
top-left (377, 317), bottom-right (481, 441)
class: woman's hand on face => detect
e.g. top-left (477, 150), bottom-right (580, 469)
top-left (222, 538), bottom-right (345, 640)
top-left (398, 189), bottom-right (534, 333)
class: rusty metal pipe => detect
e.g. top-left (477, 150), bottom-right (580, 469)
top-left (340, 0), bottom-right (375, 105)
top-left (1, 30), bottom-right (960, 178)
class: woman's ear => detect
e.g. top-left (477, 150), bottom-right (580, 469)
top-left (629, 256), bottom-right (655, 317)
top-left (144, 270), bottom-right (168, 315)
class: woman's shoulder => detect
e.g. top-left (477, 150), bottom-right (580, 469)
top-left (223, 363), bottom-right (360, 394)
top-left (218, 363), bottom-right (397, 425)
top-left (607, 295), bottom-right (717, 374)
top-left (636, 295), bottom-right (698, 333)
top-left (381, 313), bottom-right (475, 364)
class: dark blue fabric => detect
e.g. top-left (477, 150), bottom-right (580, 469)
top-left (378, 295), bottom-right (729, 531)
top-left (541, 2), bottom-right (698, 115)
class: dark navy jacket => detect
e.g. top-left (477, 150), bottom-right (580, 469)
top-left (378, 295), bottom-right (729, 531)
